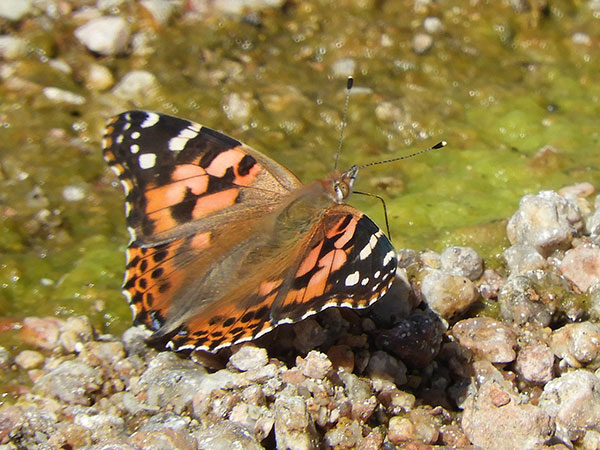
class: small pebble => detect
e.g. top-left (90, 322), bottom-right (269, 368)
top-left (0, 0), bottom-right (32, 21)
top-left (43, 87), bottom-right (86, 105)
top-left (296, 350), bottom-right (332, 379)
top-left (440, 246), bottom-right (484, 280)
top-left (421, 269), bottom-right (479, 318)
top-left (506, 190), bottom-right (582, 256)
top-left (503, 244), bottom-right (547, 273)
top-left (387, 416), bottom-right (415, 444)
top-left (20, 317), bottom-right (63, 350)
top-left (515, 344), bottom-right (554, 384)
top-left (229, 344), bottom-right (268, 372)
top-left (0, 346), bottom-right (11, 369)
top-left (452, 317), bottom-right (517, 363)
top-left (559, 245), bottom-right (600, 292)
top-left (550, 322), bottom-right (600, 368)
top-left (423, 16), bottom-right (443, 33)
top-left (539, 370), bottom-right (600, 443)
top-left (223, 92), bottom-right (251, 124)
top-left (15, 350), bottom-right (44, 370)
top-left (497, 275), bottom-right (554, 327)
top-left (412, 33), bottom-right (433, 54)
top-left (74, 16), bottom-right (131, 56)
top-left (462, 380), bottom-right (553, 450)
top-left (111, 70), bottom-right (159, 102)
top-left (571, 32), bottom-right (592, 46)
top-left (85, 63), bottom-right (114, 91)
top-left (140, 0), bottom-right (180, 26)
top-left (62, 185), bottom-right (86, 202)
top-left (0, 35), bottom-right (27, 60)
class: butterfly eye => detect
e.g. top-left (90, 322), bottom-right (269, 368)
top-left (334, 181), bottom-right (349, 202)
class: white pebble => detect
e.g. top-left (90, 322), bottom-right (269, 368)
top-left (74, 16), bottom-right (130, 56)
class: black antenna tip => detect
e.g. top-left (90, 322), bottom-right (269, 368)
top-left (432, 141), bottom-right (447, 149)
top-left (346, 76), bottom-right (354, 90)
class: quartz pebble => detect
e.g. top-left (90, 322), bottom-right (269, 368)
top-left (0, 0), bottom-right (32, 21)
top-left (440, 246), bottom-right (484, 280)
top-left (559, 245), bottom-right (600, 292)
top-left (550, 322), bottom-right (600, 368)
top-left (515, 344), bottom-right (554, 384)
top-left (539, 370), bottom-right (600, 443)
top-left (14, 350), bottom-right (44, 370)
top-left (229, 344), bottom-right (268, 371)
top-left (462, 380), bottom-right (553, 449)
top-left (74, 16), bottom-right (131, 56)
top-left (111, 70), bottom-right (159, 102)
top-left (421, 269), bottom-right (479, 318)
top-left (507, 190), bottom-right (582, 255)
top-left (452, 317), bottom-right (517, 363)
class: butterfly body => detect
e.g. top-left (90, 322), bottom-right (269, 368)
top-left (103, 111), bottom-right (397, 352)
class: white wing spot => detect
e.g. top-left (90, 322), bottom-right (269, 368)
top-left (116, 135), bottom-right (124, 144)
top-left (371, 283), bottom-right (381, 292)
top-left (130, 131), bottom-right (141, 139)
top-left (169, 126), bottom-right (201, 151)
top-left (140, 112), bottom-right (160, 128)
top-left (130, 144), bottom-right (140, 154)
top-left (361, 278), bottom-right (369, 286)
top-left (139, 153), bottom-right (156, 169)
top-left (345, 271), bottom-right (360, 287)
top-left (123, 123), bottom-right (131, 130)
top-left (359, 234), bottom-right (378, 260)
top-left (383, 250), bottom-right (395, 266)
top-left (374, 270), bottom-right (381, 279)
top-left (120, 179), bottom-right (132, 195)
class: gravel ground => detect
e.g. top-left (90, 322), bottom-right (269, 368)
top-left (3, 182), bottom-right (600, 449)
top-left (2, 1), bottom-right (600, 449)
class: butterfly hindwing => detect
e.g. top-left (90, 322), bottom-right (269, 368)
top-left (164, 206), bottom-right (397, 352)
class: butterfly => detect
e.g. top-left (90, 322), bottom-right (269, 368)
top-left (102, 110), bottom-right (398, 352)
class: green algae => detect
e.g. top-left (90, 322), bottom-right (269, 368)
top-left (0, 0), bottom-right (599, 344)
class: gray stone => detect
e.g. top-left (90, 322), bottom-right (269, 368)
top-left (497, 275), bottom-right (554, 327)
top-left (195, 420), bottom-right (263, 450)
top-left (274, 387), bottom-right (319, 450)
top-left (503, 244), bottom-right (547, 274)
top-left (506, 190), bottom-right (582, 256)
top-left (136, 352), bottom-right (208, 413)
top-left (539, 370), bottom-right (600, 443)
top-left (35, 360), bottom-right (103, 405)
top-left (440, 246), bottom-right (484, 280)
top-left (229, 344), bottom-right (268, 372)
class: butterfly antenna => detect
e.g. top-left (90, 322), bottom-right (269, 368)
top-left (357, 140), bottom-right (447, 169)
top-left (333, 76), bottom-right (354, 171)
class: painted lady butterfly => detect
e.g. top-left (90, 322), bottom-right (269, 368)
top-left (103, 110), bottom-right (399, 352)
